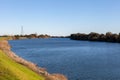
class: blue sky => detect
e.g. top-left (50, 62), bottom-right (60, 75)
top-left (0, 0), bottom-right (120, 36)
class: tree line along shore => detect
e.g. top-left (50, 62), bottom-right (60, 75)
top-left (1, 32), bottom-right (120, 43)
top-left (0, 34), bottom-right (51, 40)
top-left (0, 34), bottom-right (69, 40)
top-left (70, 32), bottom-right (120, 43)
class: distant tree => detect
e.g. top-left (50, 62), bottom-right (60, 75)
top-left (98, 34), bottom-right (106, 41)
top-left (117, 33), bottom-right (120, 43)
top-left (105, 32), bottom-right (113, 42)
top-left (111, 34), bottom-right (118, 42)
top-left (29, 34), bottom-right (37, 38)
top-left (38, 34), bottom-right (50, 38)
top-left (14, 35), bottom-right (20, 40)
top-left (70, 33), bottom-right (88, 40)
top-left (88, 32), bottom-right (100, 41)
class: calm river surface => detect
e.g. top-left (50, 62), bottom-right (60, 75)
top-left (9, 38), bottom-right (120, 80)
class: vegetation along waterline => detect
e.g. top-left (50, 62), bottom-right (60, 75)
top-left (0, 40), bottom-right (67, 80)
top-left (70, 32), bottom-right (120, 43)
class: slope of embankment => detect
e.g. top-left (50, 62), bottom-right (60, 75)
top-left (0, 40), bottom-right (67, 80)
top-left (0, 41), bottom-right (45, 80)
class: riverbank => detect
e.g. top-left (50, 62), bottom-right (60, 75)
top-left (70, 32), bottom-right (120, 43)
top-left (0, 40), bottom-right (67, 80)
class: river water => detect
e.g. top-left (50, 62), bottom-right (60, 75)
top-left (9, 38), bottom-right (120, 80)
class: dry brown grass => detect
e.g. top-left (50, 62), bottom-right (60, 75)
top-left (0, 40), bottom-right (11, 50)
top-left (45, 74), bottom-right (67, 80)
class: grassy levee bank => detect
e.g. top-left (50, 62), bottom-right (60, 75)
top-left (0, 40), bottom-right (45, 80)
top-left (0, 40), bottom-right (67, 80)
top-left (0, 50), bottom-right (45, 80)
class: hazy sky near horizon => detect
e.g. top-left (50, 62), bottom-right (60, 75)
top-left (0, 0), bottom-right (120, 36)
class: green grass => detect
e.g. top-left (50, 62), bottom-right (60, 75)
top-left (0, 50), bottom-right (45, 80)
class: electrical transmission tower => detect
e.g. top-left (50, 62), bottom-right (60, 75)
top-left (21, 26), bottom-right (24, 35)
